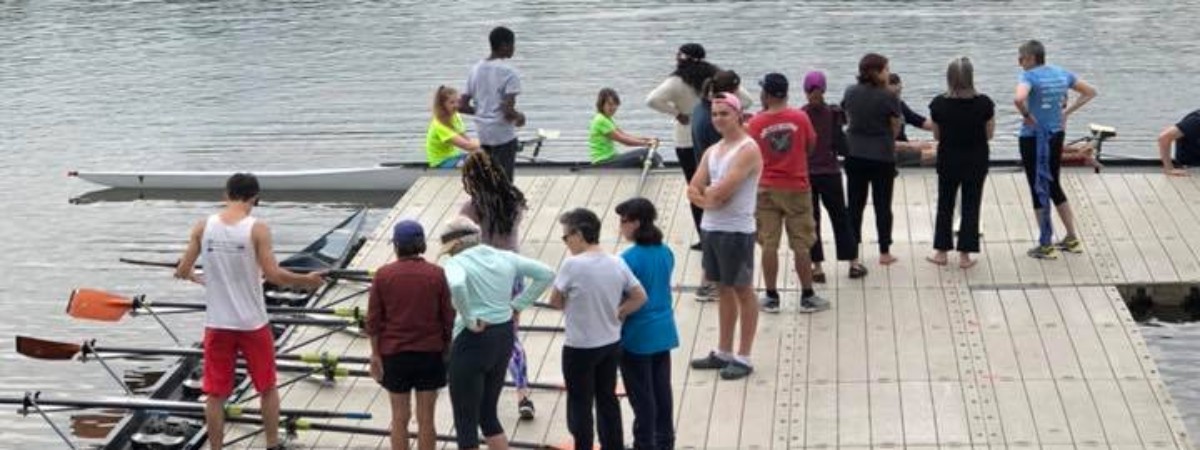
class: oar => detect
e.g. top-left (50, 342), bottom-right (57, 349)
top-left (117, 257), bottom-right (374, 280)
top-left (170, 413), bottom-right (568, 450)
top-left (66, 289), bottom-right (364, 322)
top-left (2, 392), bottom-right (371, 420)
top-left (15, 336), bottom-right (371, 365)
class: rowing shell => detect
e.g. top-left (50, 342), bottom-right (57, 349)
top-left (69, 159), bottom-right (683, 193)
top-left (69, 166), bottom-right (416, 191)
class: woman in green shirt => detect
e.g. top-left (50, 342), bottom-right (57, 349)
top-left (589, 88), bottom-right (663, 167)
top-left (427, 85), bottom-right (481, 168)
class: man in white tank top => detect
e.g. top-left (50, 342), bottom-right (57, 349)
top-left (174, 173), bottom-right (324, 450)
top-left (686, 93), bottom-right (764, 381)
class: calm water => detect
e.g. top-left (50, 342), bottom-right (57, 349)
top-left (3, 0), bottom-right (1199, 446)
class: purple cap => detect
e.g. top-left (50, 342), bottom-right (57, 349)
top-left (392, 220), bottom-right (424, 247)
top-left (803, 71), bottom-right (827, 93)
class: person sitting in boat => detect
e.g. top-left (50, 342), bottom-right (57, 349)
top-left (1157, 109), bottom-right (1200, 176)
top-left (365, 220), bottom-right (454, 450)
top-left (888, 73), bottom-right (937, 167)
top-left (427, 85), bottom-right (481, 168)
top-left (589, 87), bottom-right (663, 168)
top-left (173, 173), bottom-right (325, 450)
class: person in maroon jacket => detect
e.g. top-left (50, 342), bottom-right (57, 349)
top-left (365, 220), bottom-right (455, 450)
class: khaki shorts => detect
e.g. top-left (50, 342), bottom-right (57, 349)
top-left (755, 188), bottom-right (816, 253)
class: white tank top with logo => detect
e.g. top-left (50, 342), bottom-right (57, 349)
top-left (201, 215), bottom-right (268, 330)
top-left (700, 136), bottom-right (760, 234)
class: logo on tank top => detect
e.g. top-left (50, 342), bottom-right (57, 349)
top-left (205, 239), bottom-right (248, 253)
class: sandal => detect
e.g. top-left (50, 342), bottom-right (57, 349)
top-left (848, 263), bottom-right (868, 279)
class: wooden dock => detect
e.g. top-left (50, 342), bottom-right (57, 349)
top-left (228, 169), bottom-right (1198, 449)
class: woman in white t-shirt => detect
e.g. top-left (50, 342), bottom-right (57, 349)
top-left (549, 208), bottom-right (647, 450)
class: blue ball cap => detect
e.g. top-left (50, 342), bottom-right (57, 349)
top-left (392, 220), bottom-right (425, 247)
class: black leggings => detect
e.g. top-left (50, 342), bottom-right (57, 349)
top-left (482, 139), bottom-right (519, 182)
top-left (676, 147), bottom-right (703, 235)
top-left (1018, 132), bottom-right (1067, 209)
top-left (845, 157), bottom-right (896, 254)
top-left (810, 173), bottom-right (858, 262)
top-left (448, 321), bottom-right (515, 449)
top-left (563, 343), bottom-right (623, 450)
top-left (934, 173), bottom-right (986, 253)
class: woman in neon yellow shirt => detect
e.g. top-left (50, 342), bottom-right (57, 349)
top-left (427, 86), bottom-right (481, 168)
top-left (589, 88), bottom-right (662, 167)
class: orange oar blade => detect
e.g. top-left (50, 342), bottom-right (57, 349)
top-left (66, 288), bottom-right (134, 322)
top-left (15, 335), bottom-right (82, 360)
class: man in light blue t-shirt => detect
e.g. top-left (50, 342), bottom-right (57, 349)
top-left (460, 26), bottom-right (525, 182)
top-left (1013, 39), bottom-right (1098, 260)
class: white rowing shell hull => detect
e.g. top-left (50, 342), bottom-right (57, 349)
top-left (70, 166), bottom-right (424, 191)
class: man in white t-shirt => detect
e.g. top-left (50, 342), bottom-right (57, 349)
top-left (174, 173), bottom-right (324, 450)
top-left (549, 208), bottom-right (647, 450)
top-left (460, 26), bottom-right (525, 181)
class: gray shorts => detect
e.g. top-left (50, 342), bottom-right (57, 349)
top-left (701, 230), bottom-right (755, 286)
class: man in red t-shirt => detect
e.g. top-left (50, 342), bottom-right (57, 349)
top-left (747, 73), bottom-right (828, 314)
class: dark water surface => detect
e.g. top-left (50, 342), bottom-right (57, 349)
top-left (3, 0), bottom-right (1199, 446)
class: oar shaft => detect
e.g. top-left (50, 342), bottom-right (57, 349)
top-left (89, 345), bottom-right (369, 365)
top-left (0, 396), bottom-right (369, 419)
top-left (142, 301), bottom-right (358, 317)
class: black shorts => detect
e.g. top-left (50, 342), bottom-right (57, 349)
top-left (380, 351), bottom-right (446, 393)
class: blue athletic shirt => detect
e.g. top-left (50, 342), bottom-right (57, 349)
top-left (620, 244), bottom-right (679, 355)
top-left (1018, 64), bottom-right (1077, 137)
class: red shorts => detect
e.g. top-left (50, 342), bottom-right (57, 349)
top-left (203, 325), bottom-right (277, 397)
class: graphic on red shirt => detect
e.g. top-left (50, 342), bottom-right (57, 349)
top-left (748, 108), bottom-right (816, 191)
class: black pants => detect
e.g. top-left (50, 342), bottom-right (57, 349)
top-left (845, 157), bottom-right (896, 254)
top-left (1018, 132), bottom-right (1067, 209)
top-left (676, 147), bottom-right (703, 236)
top-left (620, 350), bottom-right (674, 450)
top-left (448, 321), bottom-right (515, 449)
top-left (595, 148), bottom-right (664, 168)
top-left (934, 173), bottom-right (986, 253)
top-left (482, 138), bottom-right (519, 182)
top-left (810, 173), bottom-right (858, 263)
top-left (563, 342), bottom-right (623, 450)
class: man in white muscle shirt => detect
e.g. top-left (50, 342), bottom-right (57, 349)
top-left (174, 173), bottom-right (324, 450)
top-left (686, 93), bottom-right (764, 381)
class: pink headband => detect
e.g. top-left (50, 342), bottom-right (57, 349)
top-left (712, 92), bottom-right (741, 112)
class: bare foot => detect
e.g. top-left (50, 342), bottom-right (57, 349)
top-left (879, 253), bottom-right (898, 265)
top-left (959, 258), bottom-right (978, 269)
top-left (925, 254), bottom-right (948, 266)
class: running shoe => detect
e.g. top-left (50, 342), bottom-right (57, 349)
top-left (518, 398), bottom-right (535, 421)
top-left (798, 295), bottom-right (831, 313)
top-left (690, 351), bottom-right (729, 370)
top-left (1056, 236), bottom-right (1083, 254)
top-left (759, 295), bottom-right (781, 313)
top-left (695, 282), bottom-right (717, 302)
top-left (719, 360), bottom-right (754, 380)
top-left (1027, 244), bottom-right (1059, 260)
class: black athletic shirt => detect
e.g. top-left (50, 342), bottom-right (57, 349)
top-left (929, 94), bottom-right (995, 178)
top-left (1175, 110), bottom-right (1200, 165)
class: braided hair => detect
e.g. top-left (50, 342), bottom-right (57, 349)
top-left (462, 151), bottom-right (526, 237)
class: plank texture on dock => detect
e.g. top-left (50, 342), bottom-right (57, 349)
top-left (224, 169), bottom-right (1197, 449)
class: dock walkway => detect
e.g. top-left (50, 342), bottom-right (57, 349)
top-left (230, 169), bottom-right (1197, 449)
